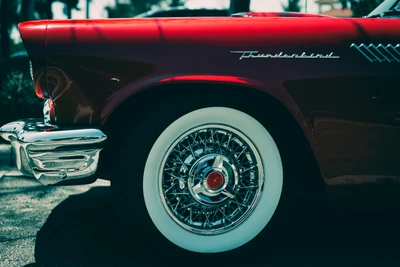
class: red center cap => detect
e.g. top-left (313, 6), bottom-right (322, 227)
top-left (206, 171), bottom-right (224, 190)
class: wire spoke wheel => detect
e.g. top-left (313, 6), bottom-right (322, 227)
top-left (159, 125), bottom-right (264, 235)
top-left (142, 107), bottom-right (283, 253)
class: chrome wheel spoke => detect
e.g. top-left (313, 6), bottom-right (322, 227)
top-left (221, 189), bottom-right (235, 199)
top-left (159, 124), bottom-right (264, 235)
top-left (192, 183), bottom-right (206, 195)
top-left (212, 155), bottom-right (224, 169)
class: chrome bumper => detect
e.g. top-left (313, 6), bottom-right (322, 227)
top-left (0, 119), bottom-right (106, 185)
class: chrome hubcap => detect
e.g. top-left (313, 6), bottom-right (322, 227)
top-left (188, 154), bottom-right (238, 206)
top-left (159, 124), bottom-right (264, 235)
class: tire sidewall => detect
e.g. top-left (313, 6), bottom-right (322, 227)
top-left (143, 107), bottom-right (283, 253)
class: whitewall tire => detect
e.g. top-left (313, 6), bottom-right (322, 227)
top-left (143, 107), bottom-right (283, 253)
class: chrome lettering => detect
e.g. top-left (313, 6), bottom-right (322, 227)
top-left (230, 51), bottom-right (340, 60)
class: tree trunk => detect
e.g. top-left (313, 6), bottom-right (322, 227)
top-left (0, 0), bottom-right (10, 58)
top-left (36, 0), bottom-right (54, 19)
top-left (21, 0), bottom-right (35, 21)
top-left (86, 0), bottom-right (91, 18)
top-left (170, 0), bottom-right (182, 7)
top-left (67, 7), bottom-right (72, 19)
top-left (229, 0), bottom-right (251, 15)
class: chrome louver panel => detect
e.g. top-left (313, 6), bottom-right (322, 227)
top-left (350, 43), bottom-right (400, 63)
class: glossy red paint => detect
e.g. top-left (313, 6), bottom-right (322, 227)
top-left (18, 15), bottom-right (400, 193)
top-left (18, 20), bottom-right (48, 99)
top-left (33, 69), bottom-right (47, 99)
top-left (158, 75), bottom-right (253, 85)
top-left (18, 20), bottom-right (48, 60)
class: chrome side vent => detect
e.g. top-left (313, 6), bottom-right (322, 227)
top-left (350, 43), bottom-right (400, 63)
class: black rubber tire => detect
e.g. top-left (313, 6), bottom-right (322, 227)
top-left (107, 91), bottom-right (306, 264)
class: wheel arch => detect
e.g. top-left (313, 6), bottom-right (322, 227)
top-left (99, 81), bottom-right (324, 196)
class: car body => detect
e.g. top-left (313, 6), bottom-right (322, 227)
top-left (1, 0), bottom-right (399, 254)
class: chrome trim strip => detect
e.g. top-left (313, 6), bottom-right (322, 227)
top-left (351, 43), bottom-right (400, 63)
top-left (29, 60), bottom-right (33, 80)
top-left (350, 44), bottom-right (376, 62)
top-left (390, 44), bottom-right (400, 58)
top-left (366, 44), bottom-right (383, 62)
top-left (43, 99), bottom-right (52, 126)
top-left (369, 44), bottom-right (390, 62)
top-left (377, 44), bottom-right (398, 62)
top-left (0, 119), bottom-right (106, 185)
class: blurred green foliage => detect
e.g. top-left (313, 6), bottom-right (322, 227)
top-left (0, 59), bottom-right (43, 129)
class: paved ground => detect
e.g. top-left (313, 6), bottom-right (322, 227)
top-left (0, 171), bottom-right (110, 266)
top-left (0, 145), bottom-right (12, 168)
top-left (2, 157), bottom-right (400, 266)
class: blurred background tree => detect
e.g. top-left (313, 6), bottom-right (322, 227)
top-left (229, 0), bottom-right (250, 14)
top-left (0, 0), bottom-right (19, 58)
top-left (1, 0), bottom-right (81, 59)
top-left (106, 0), bottom-right (188, 18)
top-left (340, 0), bottom-right (384, 17)
top-left (282, 0), bottom-right (301, 12)
top-left (170, 0), bottom-right (186, 7)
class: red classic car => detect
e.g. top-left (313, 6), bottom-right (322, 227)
top-left (1, 0), bottom-right (399, 254)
